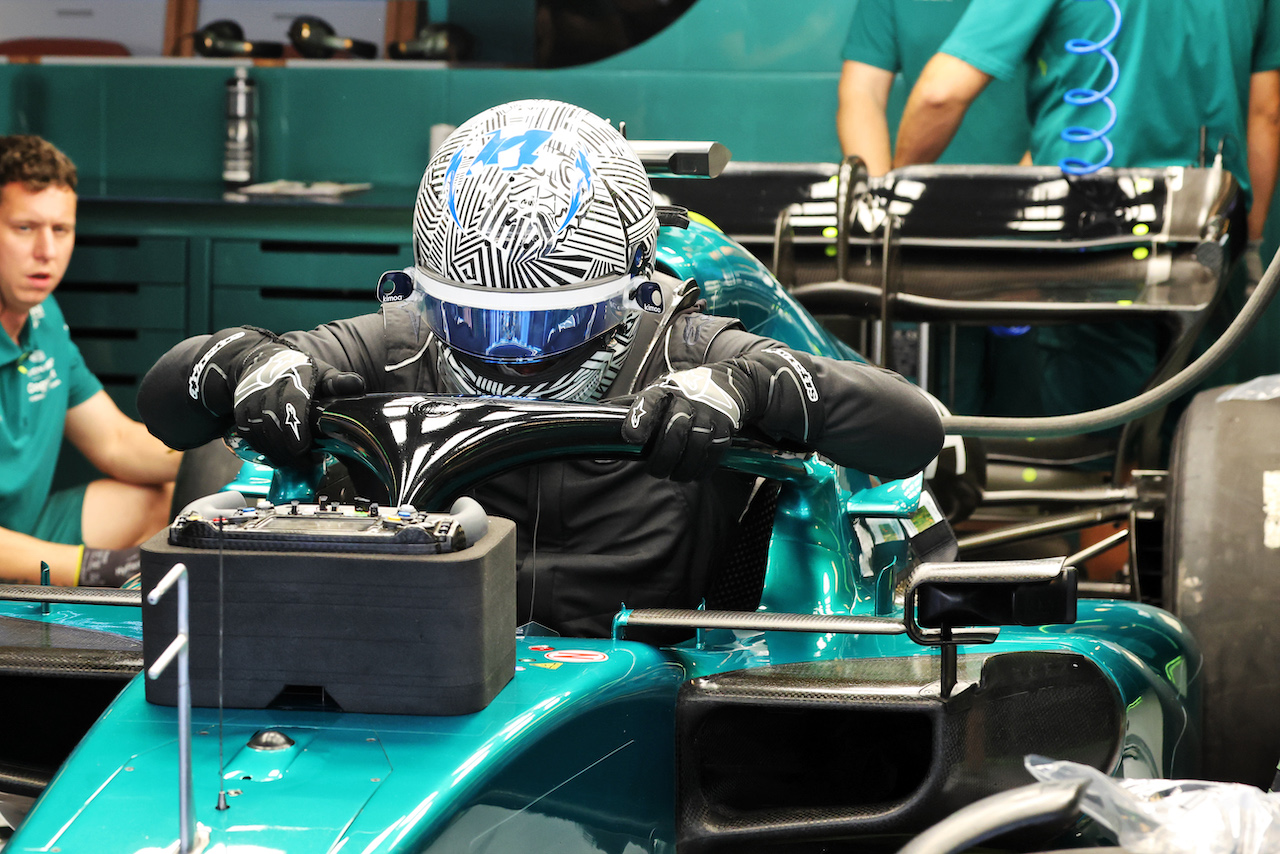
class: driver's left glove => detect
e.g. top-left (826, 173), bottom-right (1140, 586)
top-left (139, 326), bottom-right (364, 470)
top-left (622, 347), bottom-right (825, 481)
top-left (229, 345), bottom-right (328, 467)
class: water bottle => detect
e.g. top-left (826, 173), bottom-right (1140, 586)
top-left (222, 66), bottom-right (257, 188)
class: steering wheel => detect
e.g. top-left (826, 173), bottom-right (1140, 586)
top-left (222, 393), bottom-right (814, 509)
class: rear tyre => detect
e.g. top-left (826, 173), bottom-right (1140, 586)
top-left (1165, 385), bottom-right (1280, 787)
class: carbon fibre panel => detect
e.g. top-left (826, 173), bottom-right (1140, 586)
top-left (676, 650), bottom-right (1122, 852)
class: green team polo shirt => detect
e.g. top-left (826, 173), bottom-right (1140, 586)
top-left (940, 0), bottom-right (1280, 201)
top-left (0, 297), bottom-right (102, 534)
top-left (843, 0), bottom-right (1031, 165)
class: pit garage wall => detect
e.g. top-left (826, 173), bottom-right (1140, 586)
top-left (0, 0), bottom-right (852, 185)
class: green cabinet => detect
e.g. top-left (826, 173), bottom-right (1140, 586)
top-left (47, 192), bottom-right (414, 488)
top-left (58, 235), bottom-right (189, 418)
top-left (52, 234), bottom-right (191, 488)
top-left (209, 238), bottom-right (411, 333)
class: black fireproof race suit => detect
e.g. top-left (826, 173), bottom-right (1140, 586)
top-left (140, 278), bottom-right (943, 638)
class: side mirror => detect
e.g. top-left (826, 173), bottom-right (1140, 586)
top-left (916, 569), bottom-right (1077, 630)
top-left (902, 557), bottom-right (1078, 697)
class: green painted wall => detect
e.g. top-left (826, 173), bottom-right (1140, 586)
top-left (0, 0), bottom-right (854, 190)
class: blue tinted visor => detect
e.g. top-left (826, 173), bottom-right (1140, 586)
top-left (411, 267), bottom-right (637, 364)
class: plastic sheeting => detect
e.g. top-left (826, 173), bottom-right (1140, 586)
top-left (1027, 756), bottom-right (1280, 854)
top-left (1217, 373), bottom-right (1280, 402)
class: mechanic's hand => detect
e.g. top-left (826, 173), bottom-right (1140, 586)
top-left (78, 546), bottom-right (141, 588)
top-left (230, 345), bottom-right (362, 469)
top-left (622, 363), bottom-right (752, 481)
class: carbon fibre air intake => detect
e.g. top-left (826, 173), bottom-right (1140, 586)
top-left (675, 651), bottom-right (1122, 853)
top-left (0, 614), bottom-right (143, 797)
top-left (0, 761), bottom-right (49, 799)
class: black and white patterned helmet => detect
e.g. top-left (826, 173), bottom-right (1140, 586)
top-left (411, 100), bottom-right (658, 400)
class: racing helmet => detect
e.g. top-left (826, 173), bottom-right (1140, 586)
top-left (412, 99), bottom-right (659, 401)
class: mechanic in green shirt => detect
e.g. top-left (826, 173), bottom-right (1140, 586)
top-left (837, 0), bottom-right (1038, 416)
top-left (0, 136), bottom-right (181, 586)
top-left (892, 0), bottom-right (1280, 415)
top-left (837, 0), bottom-right (1030, 172)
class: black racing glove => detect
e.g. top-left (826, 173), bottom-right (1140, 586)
top-left (231, 344), bottom-right (366, 468)
top-left (230, 343), bottom-right (328, 467)
top-left (622, 362), bottom-right (749, 481)
top-left (140, 327), bottom-right (365, 470)
top-left (622, 347), bottom-right (827, 481)
top-left (78, 546), bottom-right (141, 588)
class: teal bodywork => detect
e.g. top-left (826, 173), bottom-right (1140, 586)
top-left (0, 220), bottom-right (1201, 852)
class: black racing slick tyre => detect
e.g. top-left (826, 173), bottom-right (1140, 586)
top-left (1165, 385), bottom-right (1280, 788)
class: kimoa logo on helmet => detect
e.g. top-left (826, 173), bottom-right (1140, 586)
top-left (444, 128), bottom-right (593, 235)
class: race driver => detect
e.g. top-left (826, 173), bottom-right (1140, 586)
top-left (138, 99), bottom-right (944, 637)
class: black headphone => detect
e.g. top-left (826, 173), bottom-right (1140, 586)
top-left (386, 24), bottom-right (473, 61)
top-left (192, 19), bottom-right (285, 58)
top-left (288, 16), bottom-right (378, 59)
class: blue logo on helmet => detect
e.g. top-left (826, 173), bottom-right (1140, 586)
top-left (444, 128), bottom-right (592, 236)
top-left (558, 149), bottom-right (593, 234)
top-left (471, 128), bottom-right (553, 172)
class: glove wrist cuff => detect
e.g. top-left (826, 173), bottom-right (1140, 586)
top-left (732, 347), bottom-right (826, 443)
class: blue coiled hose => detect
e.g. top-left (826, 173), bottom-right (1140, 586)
top-left (1059, 0), bottom-right (1122, 174)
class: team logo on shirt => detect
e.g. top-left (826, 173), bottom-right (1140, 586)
top-left (24, 354), bottom-right (61, 403)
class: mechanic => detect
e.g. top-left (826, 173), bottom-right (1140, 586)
top-left (0, 136), bottom-right (181, 587)
top-left (837, 0), bottom-right (1039, 418)
top-left (837, 0), bottom-right (1029, 174)
top-left (892, 0), bottom-right (1280, 415)
top-left (137, 99), bottom-right (945, 638)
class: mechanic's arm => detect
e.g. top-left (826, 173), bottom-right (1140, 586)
top-left (64, 390), bottom-right (181, 485)
top-left (837, 60), bottom-right (897, 176)
top-left (893, 53), bottom-right (992, 168)
top-left (1247, 69), bottom-right (1280, 241)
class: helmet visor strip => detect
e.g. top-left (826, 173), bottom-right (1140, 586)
top-left (412, 267), bottom-right (638, 364)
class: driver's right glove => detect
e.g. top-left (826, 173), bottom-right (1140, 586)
top-left (622, 362), bottom-right (749, 481)
top-left (139, 327), bottom-right (364, 470)
top-left (621, 347), bottom-right (826, 482)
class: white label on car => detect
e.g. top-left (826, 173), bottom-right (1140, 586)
top-left (545, 650), bottom-right (608, 664)
top-left (1264, 471), bottom-right (1280, 549)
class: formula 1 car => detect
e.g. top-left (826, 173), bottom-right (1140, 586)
top-left (666, 153), bottom-right (1280, 791)
top-left (0, 145), bottom-right (1269, 853)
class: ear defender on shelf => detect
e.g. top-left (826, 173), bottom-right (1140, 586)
top-left (288, 16), bottom-right (378, 59)
top-left (193, 19), bottom-right (285, 58)
top-left (386, 24), bottom-right (474, 61)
